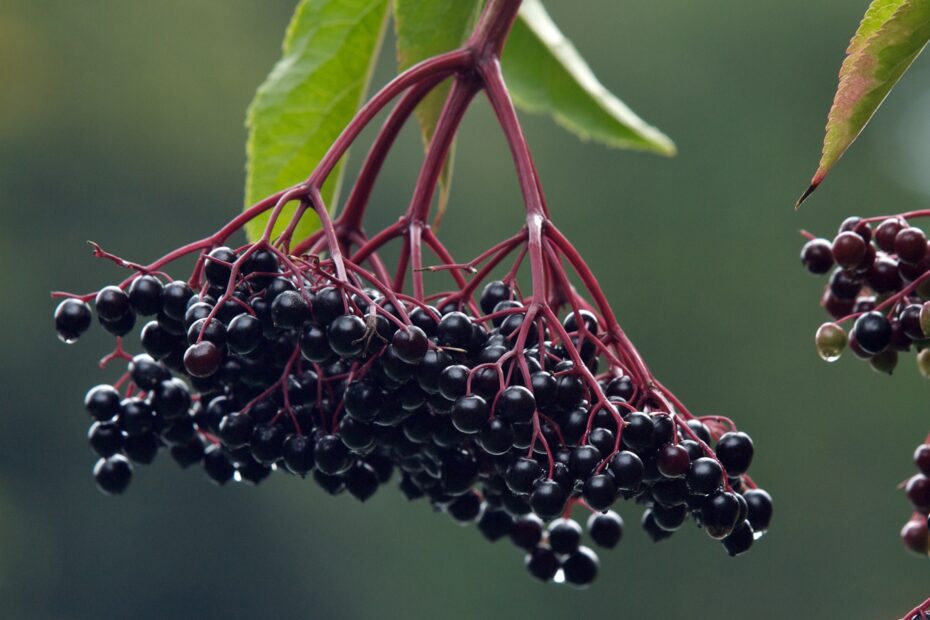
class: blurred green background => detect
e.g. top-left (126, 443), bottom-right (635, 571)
top-left (2, 1), bottom-right (928, 618)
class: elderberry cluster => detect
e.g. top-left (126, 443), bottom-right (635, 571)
top-left (800, 216), bottom-right (930, 374)
top-left (54, 241), bottom-right (771, 586)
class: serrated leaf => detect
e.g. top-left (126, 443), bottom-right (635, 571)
top-left (244, 0), bottom-right (391, 242)
top-left (502, 0), bottom-right (675, 157)
top-left (797, 0), bottom-right (930, 207)
top-left (394, 0), bottom-right (482, 225)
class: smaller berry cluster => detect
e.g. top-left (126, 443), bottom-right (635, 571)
top-left (902, 443), bottom-right (930, 558)
top-left (800, 216), bottom-right (930, 374)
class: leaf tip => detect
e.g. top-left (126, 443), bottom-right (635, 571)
top-left (795, 174), bottom-right (824, 210)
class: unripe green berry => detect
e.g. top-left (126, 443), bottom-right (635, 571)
top-left (920, 302), bottom-right (930, 337)
top-left (869, 349), bottom-right (897, 375)
top-left (815, 322), bottom-right (847, 362)
top-left (918, 349), bottom-right (930, 379)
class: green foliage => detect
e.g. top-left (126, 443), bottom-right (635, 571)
top-left (798, 0), bottom-right (930, 206)
top-left (394, 0), bottom-right (482, 223)
top-left (503, 0), bottom-right (676, 156)
top-left (244, 0), bottom-right (390, 241)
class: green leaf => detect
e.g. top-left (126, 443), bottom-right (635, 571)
top-left (502, 0), bottom-right (675, 156)
top-left (394, 0), bottom-right (482, 224)
top-left (244, 0), bottom-right (391, 242)
top-left (797, 0), bottom-right (930, 207)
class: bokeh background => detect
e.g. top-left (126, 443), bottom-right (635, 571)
top-left (2, 1), bottom-right (928, 618)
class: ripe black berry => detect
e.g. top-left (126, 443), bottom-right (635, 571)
top-left (88, 421), bottom-right (123, 458)
top-left (437, 311), bottom-right (472, 349)
top-left (161, 281), bottom-right (194, 321)
top-left (54, 298), bottom-right (92, 342)
top-left (84, 385), bottom-right (122, 421)
top-left (686, 457), bottom-right (724, 495)
top-left (568, 445), bottom-right (602, 480)
top-left (506, 457), bottom-right (543, 494)
top-left (93, 455), bottom-right (133, 494)
top-left (227, 314), bottom-right (263, 354)
top-left (327, 314), bottom-right (366, 358)
top-left (95, 286), bottom-right (131, 322)
top-left (510, 514), bottom-right (544, 549)
top-left (314, 434), bottom-right (351, 475)
top-left (702, 491), bottom-right (740, 539)
top-left (722, 520), bottom-right (754, 556)
top-left (608, 450), bottom-right (644, 490)
top-left (392, 325), bottom-right (429, 364)
top-left (587, 511), bottom-right (623, 549)
top-left (547, 518), bottom-right (582, 554)
top-left (562, 546), bottom-right (598, 587)
top-left (204, 246), bottom-right (236, 285)
top-left (478, 509), bottom-right (514, 541)
top-left (119, 399), bottom-right (155, 436)
top-left (218, 412), bottom-right (255, 449)
top-left (203, 444), bottom-right (235, 485)
top-left (525, 545), bottom-right (560, 581)
top-left (479, 418), bottom-right (514, 455)
top-left (344, 463), bottom-right (379, 502)
top-left (128, 275), bottom-right (164, 316)
top-left (743, 488), bottom-right (773, 531)
top-left (451, 394), bottom-right (489, 434)
top-left (496, 386), bottom-right (536, 423)
top-left (529, 479), bottom-right (567, 519)
top-left (621, 412), bottom-right (654, 450)
top-left (715, 431), bottom-right (754, 476)
top-left (852, 311), bottom-right (892, 355)
top-left (895, 227), bottom-right (928, 264)
top-left (800, 238), bottom-right (834, 275)
top-left (183, 341), bottom-right (221, 378)
top-left (656, 443), bottom-right (690, 478)
top-left (271, 290), bottom-right (309, 329)
top-left (582, 474), bottom-right (617, 510)
top-left (447, 490), bottom-right (482, 522)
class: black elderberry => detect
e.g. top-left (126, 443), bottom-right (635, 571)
top-left (582, 474), bottom-right (617, 511)
top-left (588, 427), bottom-right (615, 456)
top-left (547, 518), bottom-right (582, 554)
top-left (95, 285), bottom-right (131, 322)
top-left (800, 238), bottom-right (834, 275)
top-left (447, 490), bottom-right (482, 523)
top-left (652, 478), bottom-right (689, 507)
top-left (525, 545), bottom-right (561, 582)
top-left (227, 314), bottom-right (263, 354)
top-left (587, 511), bottom-right (623, 549)
top-left (529, 479), bottom-right (567, 519)
top-left (54, 298), bottom-right (92, 342)
top-left (496, 386), bottom-right (536, 423)
top-left (562, 546), bottom-right (598, 587)
top-left (93, 455), bottom-right (133, 494)
top-left (506, 457), bottom-right (543, 494)
top-left (124, 432), bottom-right (159, 464)
top-left (170, 440), bottom-right (205, 468)
top-left (715, 431), bottom-right (754, 476)
top-left (608, 450), bottom-right (644, 490)
top-left (327, 314), bottom-right (367, 358)
top-left (702, 491), bottom-right (741, 539)
top-left (204, 246), bottom-right (236, 285)
top-left (478, 509), bottom-right (514, 541)
top-left (642, 510), bottom-right (673, 542)
top-left (895, 227), bottom-right (928, 264)
top-left (339, 416), bottom-right (376, 451)
top-left (161, 281), bottom-right (194, 321)
top-left (438, 364), bottom-right (469, 400)
top-left (568, 445), bottom-right (602, 481)
top-left (392, 325), bottom-right (429, 364)
top-left (218, 412), bottom-right (254, 449)
top-left (510, 514), bottom-right (544, 549)
top-left (451, 394), bottom-right (489, 434)
top-left (563, 309), bottom-right (599, 334)
top-left (344, 463), bottom-right (380, 502)
top-left (99, 309), bottom-right (136, 337)
top-left (88, 421), bottom-right (123, 458)
top-left (622, 412), bottom-right (654, 450)
top-left (916, 445), bottom-right (930, 476)
top-left (119, 399), bottom-right (155, 436)
top-left (128, 275), bottom-right (163, 316)
top-left (129, 354), bottom-right (168, 390)
top-left (480, 280), bottom-right (511, 315)
top-left (831, 231), bottom-right (867, 268)
top-left (184, 341), bottom-right (221, 378)
top-left (279, 434), bottom-right (314, 476)
top-left (743, 488), bottom-right (773, 531)
top-left (556, 373), bottom-right (585, 408)
top-left (315, 434), bottom-right (351, 475)
top-left (271, 290), bottom-right (309, 329)
top-left (852, 311), bottom-right (892, 355)
top-left (722, 520), bottom-right (754, 556)
top-left (299, 324), bottom-right (332, 363)
top-left (656, 443), bottom-right (690, 478)
top-left (84, 385), bottom-right (122, 421)
top-left (237, 456), bottom-right (272, 485)
top-left (652, 502), bottom-right (688, 531)
top-left (140, 321), bottom-right (177, 359)
top-left (478, 418), bottom-right (514, 455)
top-left (687, 457), bottom-right (724, 495)
top-left (313, 470), bottom-right (346, 495)
top-left (437, 311), bottom-right (472, 349)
